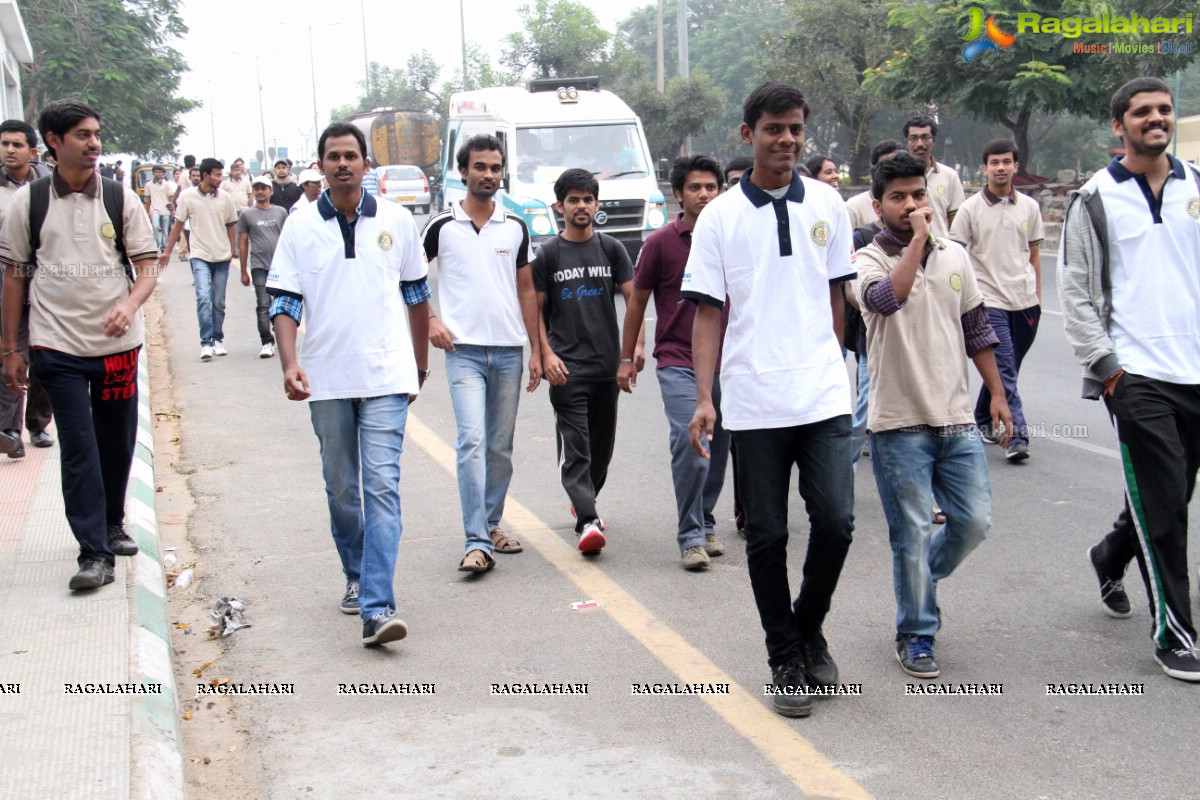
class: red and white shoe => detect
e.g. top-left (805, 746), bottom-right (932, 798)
top-left (570, 506), bottom-right (605, 530)
top-left (578, 520), bottom-right (606, 554)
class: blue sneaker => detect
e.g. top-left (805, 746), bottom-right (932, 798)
top-left (896, 635), bottom-right (939, 678)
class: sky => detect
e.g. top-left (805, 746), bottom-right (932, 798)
top-left (173, 0), bottom-right (651, 165)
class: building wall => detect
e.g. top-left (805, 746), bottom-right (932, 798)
top-left (0, 0), bottom-right (33, 121)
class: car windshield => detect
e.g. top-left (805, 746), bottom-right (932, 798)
top-left (384, 167), bottom-right (423, 180)
top-left (514, 124), bottom-right (648, 182)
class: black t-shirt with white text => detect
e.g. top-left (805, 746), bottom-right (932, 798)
top-left (531, 233), bottom-right (633, 379)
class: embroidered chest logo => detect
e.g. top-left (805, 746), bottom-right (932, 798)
top-left (948, 272), bottom-right (963, 293)
top-left (1187, 197), bottom-right (1200, 220)
top-left (99, 221), bottom-right (116, 240)
top-left (377, 231), bottom-right (394, 251)
top-left (936, 185), bottom-right (947, 197)
top-left (495, 247), bottom-right (511, 259)
top-left (1019, 220), bottom-right (1029, 233)
top-left (810, 221), bottom-right (829, 247)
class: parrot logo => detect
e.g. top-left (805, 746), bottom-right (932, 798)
top-left (961, 7), bottom-right (1015, 62)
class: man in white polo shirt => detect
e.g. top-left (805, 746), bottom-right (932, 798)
top-left (1061, 77), bottom-right (1200, 682)
top-left (421, 134), bottom-right (541, 574)
top-left (145, 165), bottom-right (176, 252)
top-left (684, 83), bottom-right (855, 719)
top-left (220, 157), bottom-right (253, 214)
top-left (904, 115), bottom-right (965, 238)
top-left (160, 158), bottom-right (237, 360)
top-left (268, 121), bottom-right (429, 648)
top-left (951, 138), bottom-right (1045, 463)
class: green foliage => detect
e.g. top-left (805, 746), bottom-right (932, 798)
top-left (502, 0), bottom-right (611, 79)
top-left (621, 71), bottom-right (726, 164)
top-left (764, 0), bottom-right (908, 182)
top-left (330, 46), bottom-right (516, 127)
top-left (877, 0), bottom-right (1198, 174)
top-left (21, 0), bottom-right (199, 158)
top-left (610, 0), bottom-right (791, 160)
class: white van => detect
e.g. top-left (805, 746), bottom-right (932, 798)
top-left (441, 78), bottom-right (668, 259)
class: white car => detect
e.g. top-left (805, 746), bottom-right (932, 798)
top-left (378, 165), bottom-right (431, 214)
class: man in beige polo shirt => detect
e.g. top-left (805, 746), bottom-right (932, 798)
top-left (903, 115), bottom-right (965, 238)
top-left (220, 157), bottom-right (253, 214)
top-left (853, 151), bottom-right (1010, 680)
top-left (160, 158), bottom-right (237, 360)
top-left (145, 165), bottom-right (175, 252)
top-left (950, 137), bottom-right (1045, 463)
top-left (0, 99), bottom-right (158, 591)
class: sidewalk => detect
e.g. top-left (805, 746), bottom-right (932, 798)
top-left (0, 359), bottom-right (185, 799)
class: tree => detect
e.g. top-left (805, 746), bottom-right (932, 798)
top-left (878, 0), bottom-right (1198, 176)
top-left (20, 0), bottom-right (199, 157)
top-left (502, 0), bottom-right (611, 79)
top-left (764, 0), bottom-right (906, 183)
top-left (622, 71), bottom-right (727, 164)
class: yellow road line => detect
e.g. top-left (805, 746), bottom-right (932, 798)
top-left (406, 413), bottom-right (873, 800)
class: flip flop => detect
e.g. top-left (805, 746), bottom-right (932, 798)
top-left (458, 549), bottom-right (495, 573)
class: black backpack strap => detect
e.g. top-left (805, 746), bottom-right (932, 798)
top-left (536, 235), bottom-right (559, 271)
top-left (598, 232), bottom-right (624, 268)
top-left (28, 176), bottom-right (52, 262)
top-left (100, 177), bottom-right (133, 280)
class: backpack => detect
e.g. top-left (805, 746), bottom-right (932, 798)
top-left (28, 174), bottom-right (134, 281)
top-left (534, 232), bottom-right (626, 275)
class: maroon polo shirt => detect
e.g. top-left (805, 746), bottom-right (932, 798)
top-left (634, 213), bottom-right (730, 371)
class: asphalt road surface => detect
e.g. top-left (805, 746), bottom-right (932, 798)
top-left (157, 213), bottom-right (1199, 800)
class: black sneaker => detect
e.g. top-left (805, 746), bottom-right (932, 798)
top-left (340, 581), bottom-right (360, 615)
top-left (1088, 545), bottom-right (1132, 618)
top-left (769, 658), bottom-right (813, 718)
top-left (69, 557), bottom-right (115, 591)
top-left (896, 635), bottom-right (940, 678)
top-left (107, 523), bottom-right (139, 557)
top-left (1154, 646), bottom-right (1200, 682)
top-left (4, 429), bottom-right (25, 459)
top-left (799, 628), bottom-right (838, 687)
top-left (978, 425), bottom-right (1000, 445)
top-left (362, 609), bottom-right (408, 647)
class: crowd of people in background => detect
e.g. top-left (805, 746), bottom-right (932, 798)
top-left (1, 75), bottom-right (1196, 710)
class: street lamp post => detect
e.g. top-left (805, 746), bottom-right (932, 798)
top-left (308, 26), bottom-right (319, 157)
top-left (255, 55), bottom-right (268, 171)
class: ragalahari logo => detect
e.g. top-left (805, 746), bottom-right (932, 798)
top-left (962, 7), bottom-right (1015, 62)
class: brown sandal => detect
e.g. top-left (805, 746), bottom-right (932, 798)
top-left (458, 549), bottom-right (495, 573)
top-left (490, 529), bottom-right (523, 553)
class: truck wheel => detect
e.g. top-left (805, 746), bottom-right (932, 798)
top-left (421, 204), bottom-right (430, 214)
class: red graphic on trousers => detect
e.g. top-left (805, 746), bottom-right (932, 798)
top-left (101, 350), bottom-right (139, 401)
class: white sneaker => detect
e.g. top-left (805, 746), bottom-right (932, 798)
top-left (213, 341), bottom-right (228, 356)
top-left (200, 345), bottom-right (214, 361)
top-left (259, 342), bottom-right (275, 359)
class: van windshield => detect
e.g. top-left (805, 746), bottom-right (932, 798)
top-left (514, 124), bottom-right (648, 183)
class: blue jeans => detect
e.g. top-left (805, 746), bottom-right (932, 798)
top-left (444, 345), bottom-right (523, 555)
top-left (871, 428), bottom-right (992, 638)
top-left (850, 351), bottom-right (870, 468)
top-left (190, 259), bottom-right (230, 347)
top-left (309, 394), bottom-right (409, 620)
top-left (151, 212), bottom-right (171, 252)
top-left (658, 366), bottom-right (731, 550)
top-left (974, 306), bottom-right (1040, 444)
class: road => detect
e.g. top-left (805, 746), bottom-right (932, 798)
top-left (155, 209), bottom-right (1199, 800)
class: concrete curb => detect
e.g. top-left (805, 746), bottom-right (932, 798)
top-left (127, 355), bottom-right (186, 800)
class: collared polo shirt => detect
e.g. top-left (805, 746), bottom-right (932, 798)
top-left (420, 200), bottom-right (530, 346)
top-left (634, 212), bottom-right (728, 370)
top-left (680, 168), bottom-right (854, 430)
top-left (1097, 155), bottom-right (1200, 383)
top-left (0, 171), bottom-right (157, 357)
top-left (924, 160), bottom-right (966, 238)
top-left (950, 186), bottom-right (1044, 311)
top-left (220, 176), bottom-right (253, 212)
top-left (854, 235), bottom-right (985, 431)
top-left (145, 178), bottom-right (176, 216)
top-left (266, 190), bottom-right (428, 401)
top-left (845, 190), bottom-right (876, 230)
top-left (175, 186), bottom-right (236, 262)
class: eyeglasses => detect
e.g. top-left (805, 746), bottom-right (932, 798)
top-left (906, 135), bottom-right (934, 143)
